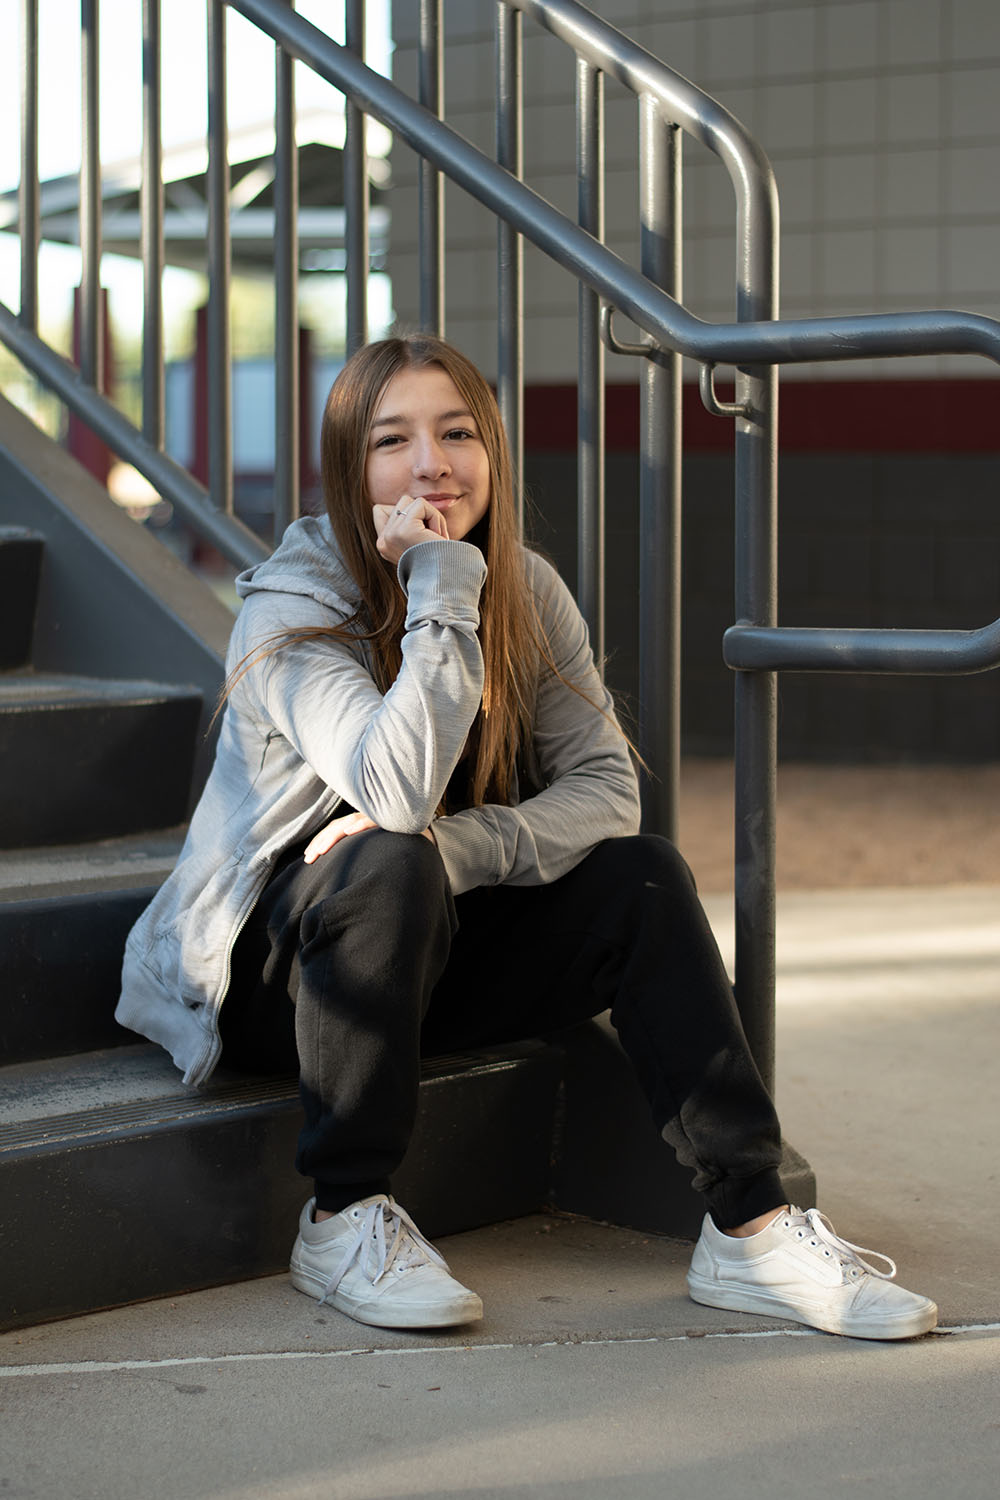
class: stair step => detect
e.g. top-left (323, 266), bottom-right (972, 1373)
top-left (0, 826), bottom-right (184, 902)
top-left (0, 1041), bottom-right (563, 1331)
top-left (0, 829), bottom-right (183, 1064)
top-left (0, 674), bottom-right (202, 847)
top-left (0, 527), bottom-right (44, 670)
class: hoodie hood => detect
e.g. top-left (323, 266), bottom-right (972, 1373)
top-left (235, 513), bottom-right (362, 613)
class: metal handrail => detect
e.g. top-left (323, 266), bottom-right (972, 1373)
top-left (232, 2), bottom-right (1000, 369)
top-left (5, 0), bottom-right (1000, 1098)
top-left (9, 4), bottom-right (1000, 551)
top-left (0, 301), bottom-right (269, 568)
top-left (725, 620), bottom-right (1000, 676)
top-left (8, 3), bottom-right (1000, 545)
top-left (228, 0), bottom-right (1000, 1088)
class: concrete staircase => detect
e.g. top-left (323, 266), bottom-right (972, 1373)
top-left (0, 523), bottom-right (571, 1331)
top-left (0, 502), bottom-right (815, 1335)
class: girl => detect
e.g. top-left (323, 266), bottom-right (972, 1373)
top-left (118, 334), bottom-right (936, 1340)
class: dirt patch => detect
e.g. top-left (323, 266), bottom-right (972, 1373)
top-left (677, 759), bottom-right (1000, 893)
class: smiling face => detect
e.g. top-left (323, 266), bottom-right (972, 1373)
top-left (364, 365), bottom-right (491, 541)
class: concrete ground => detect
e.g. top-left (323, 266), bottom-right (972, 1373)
top-left (2, 870), bottom-right (997, 1499)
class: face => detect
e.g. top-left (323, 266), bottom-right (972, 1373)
top-left (364, 365), bottom-right (491, 541)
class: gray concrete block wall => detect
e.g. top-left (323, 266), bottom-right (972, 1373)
top-left (525, 447), bottom-right (1000, 762)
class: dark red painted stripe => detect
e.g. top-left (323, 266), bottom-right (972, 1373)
top-left (524, 379), bottom-right (1000, 453)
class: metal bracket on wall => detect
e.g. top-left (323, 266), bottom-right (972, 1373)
top-left (699, 362), bottom-right (751, 419)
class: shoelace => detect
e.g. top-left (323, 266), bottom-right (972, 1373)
top-left (324, 1196), bottom-right (449, 1298)
top-left (787, 1207), bottom-right (898, 1282)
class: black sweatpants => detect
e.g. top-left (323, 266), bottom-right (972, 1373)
top-left (221, 830), bottom-right (785, 1229)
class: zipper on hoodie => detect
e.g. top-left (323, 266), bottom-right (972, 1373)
top-left (193, 807), bottom-right (343, 1086)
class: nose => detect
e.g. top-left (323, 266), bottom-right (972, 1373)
top-left (412, 431), bottom-right (450, 480)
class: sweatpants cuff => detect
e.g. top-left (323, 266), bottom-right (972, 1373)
top-left (704, 1166), bottom-right (787, 1230)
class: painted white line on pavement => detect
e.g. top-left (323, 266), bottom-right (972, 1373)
top-left (1, 1320), bottom-right (995, 1378)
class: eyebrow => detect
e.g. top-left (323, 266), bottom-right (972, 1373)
top-left (371, 408), bottom-right (475, 429)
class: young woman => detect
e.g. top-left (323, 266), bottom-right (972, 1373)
top-left (117, 334), bottom-right (936, 1340)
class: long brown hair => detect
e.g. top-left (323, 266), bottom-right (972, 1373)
top-left (321, 333), bottom-right (539, 804)
top-left (225, 334), bottom-right (546, 806)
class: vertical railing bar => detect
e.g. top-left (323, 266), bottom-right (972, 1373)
top-left (496, 2), bottom-right (524, 528)
top-left (345, 0), bottom-right (369, 357)
top-left (79, 0), bottom-right (102, 389)
top-left (417, 0), bottom-right (444, 336)
top-left (141, 0), bottom-right (164, 449)
top-left (274, 11), bottom-right (300, 537)
top-left (207, 0), bottom-right (233, 514)
top-left (732, 148), bottom-right (781, 1090)
top-left (576, 55), bottom-right (605, 672)
top-left (637, 97), bottom-right (682, 843)
top-left (19, 0), bottom-right (40, 331)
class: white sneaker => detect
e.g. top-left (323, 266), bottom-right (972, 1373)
top-left (687, 1206), bottom-right (938, 1340)
top-left (289, 1194), bottom-right (484, 1329)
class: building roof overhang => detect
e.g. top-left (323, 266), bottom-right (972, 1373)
top-left (0, 111), bottom-right (390, 273)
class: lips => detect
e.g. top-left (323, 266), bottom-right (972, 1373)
top-left (419, 493), bottom-right (461, 508)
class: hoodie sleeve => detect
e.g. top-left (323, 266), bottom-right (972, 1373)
top-left (429, 554), bottom-right (641, 894)
top-left (233, 538), bottom-right (487, 834)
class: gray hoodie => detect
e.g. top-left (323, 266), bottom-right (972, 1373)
top-left (116, 515), bottom-right (640, 1085)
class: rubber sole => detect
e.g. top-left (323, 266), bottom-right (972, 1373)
top-left (687, 1272), bottom-right (938, 1341)
top-left (290, 1255), bottom-right (484, 1330)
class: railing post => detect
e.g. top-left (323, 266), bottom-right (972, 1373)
top-left (206, 0), bottom-right (234, 514)
top-left (638, 98), bottom-right (682, 843)
top-left (732, 162), bottom-right (780, 1089)
top-left (418, 0), bottom-right (444, 336)
top-left (576, 57), bottom-right (605, 673)
top-left (274, 3), bottom-right (300, 536)
top-left (141, 0), bottom-right (164, 449)
top-left (79, 0), bottom-right (103, 391)
top-left (496, 1), bottom-right (524, 528)
top-left (18, 0), bottom-right (39, 332)
top-left (345, 0), bottom-right (369, 357)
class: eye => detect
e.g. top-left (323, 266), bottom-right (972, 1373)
top-left (372, 433), bottom-right (404, 450)
top-left (444, 427), bottom-right (476, 441)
